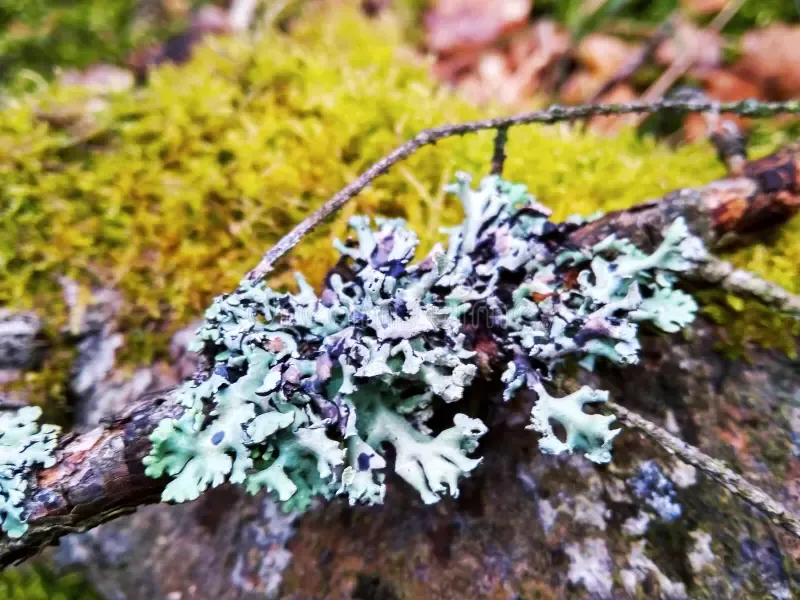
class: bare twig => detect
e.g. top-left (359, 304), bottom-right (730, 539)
top-left (609, 401), bottom-right (800, 538)
top-left (587, 16), bottom-right (676, 104)
top-left (490, 127), bottom-right (509, 176)
top-left (693, 257), bottom-right (800, 316)
top-left (246, 98), bottom-right (800, 281)
top-left (708, 119), bottom-right (748, 175)
top-left (640, 0), bottom-right (746, 104)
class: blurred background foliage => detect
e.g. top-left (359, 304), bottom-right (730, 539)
top-left (0, 0), bottom-right (186, 84)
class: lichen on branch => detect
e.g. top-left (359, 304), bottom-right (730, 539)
top-left (144, 172), bottom-right (706, 510)
top-left (0, 408), bottom-right (59, 538)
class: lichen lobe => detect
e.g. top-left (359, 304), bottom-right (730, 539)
top-left (144, 172), bottom-right (706, 511)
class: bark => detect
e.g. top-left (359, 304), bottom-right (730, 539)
top-left (48, 324), bottom-right (800, 600)
top-left (2, 143), bottom-right (800, 581)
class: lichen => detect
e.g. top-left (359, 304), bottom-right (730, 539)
top-left (2, 4), bottom-right (796, 416)
top-left (1, 5), bottom-right (746, 410)
top-left (0, 406), bottom-right (60, 538)
top-left (145, 172), bottom-right (705, 510)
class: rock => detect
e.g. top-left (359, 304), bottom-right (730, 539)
top-left (45, 320), bottom-right (800, 599)
top-left (0, 310), bottom-right (43, 371)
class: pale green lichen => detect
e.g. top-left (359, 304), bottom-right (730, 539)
top-left (0, 407), bottom-right (60, 538)
top-left (145, 173), bottom-right (705, 510)
top-left (2, 5), bottom-right (745, 414)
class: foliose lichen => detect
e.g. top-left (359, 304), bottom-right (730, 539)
top-left (144, 173), bottom-right (706, 510)
top-left (0, 406), bottom-right (60, 537)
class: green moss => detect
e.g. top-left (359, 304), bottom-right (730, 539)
top-left (698, 290), bottom-right (800, 360)
top-left (0, 564), bottom-right (100, 600)
top-left (0, 0), bottom-right (217, 87)
top-left (0, 4), bottom-right (796, 412)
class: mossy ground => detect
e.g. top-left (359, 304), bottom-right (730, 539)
top-left (2, 4), bottom-right (798, 416)
top-left (0, 564), bottom-right (101, 600)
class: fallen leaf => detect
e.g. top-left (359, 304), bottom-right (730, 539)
top-left (576, 33), bottom-right (638, 77)
top-left (503, 19), bottom-right (569, 101)
top-left (734, 24), bottom-right (800, 100)
top-left (507, 19), bottom-right (569, 71)
top-left (681, 0), bottom-right (727, 15)
top-left (656, 22), bottom-right (722, 71)
top-left (456, 50), bottom-right (514, 105)
top-left (701, 69), bottom-right (764, 101)
top-left (424, 0), bottom-right (531, 55)
top-left (560, 70), bottom-right (603, 104)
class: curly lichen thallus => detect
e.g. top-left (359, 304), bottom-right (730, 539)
top-left (139, 171), bottom-right (705, 515)
top-left (5, 101), bottom-right (800, 541)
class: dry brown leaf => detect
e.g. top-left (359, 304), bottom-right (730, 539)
top-left (681, 0), bottom-right (727, 15)
top-left (457, 50), bottom-right (514, 105)
top-left (656, 22), bottom-right (722, 70)
top-left (424, 0), bottom-right (531, 55)
top-left (701, 69), bottom-right (764, 101)
top-left (734, 25), bottom-right (800, 100)
top-left (560, 70), bottom-right (603, 104)
top-left (432, 49), bottom-right (483, 84)
top-left (576, 33), bottom-right (638, 76)
top-left (507, 19), bottom-right (569, 70)
top-left (501, 19), bottom-right (569, 100)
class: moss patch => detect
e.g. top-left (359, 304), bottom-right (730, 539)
top-left (0, 4), bottom-right (797, 411)
top-left (0, 564), bottom-right (100, 600)
top-left (698, 290), bottom-right (800, 360)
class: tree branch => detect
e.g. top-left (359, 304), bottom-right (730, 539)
top-left (245, 99), bottom-right (800, 281)
top-left (586, 15), bottom-right (676, 104)
top-left (693, 257), bottom-right (800, 316)
top-left (2, 120), bottom-right (799, 568)
top-left (609, 401), bottom-right (800, 538)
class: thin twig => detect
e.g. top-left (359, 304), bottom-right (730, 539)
top-left (609, 401), bottom-right (800, 538)
top-left (641, 0), bottom-right (745, 104)
top-left (708, 119), bottom-right (748, 175)
top-left (490, 127), bottom-right (509, 176)
top-left (587, 15), bottom-right (676, 104)
top-left (693, 257), bottom-right (800, 316)
top-left (246, 98), bottom-right (800, 281)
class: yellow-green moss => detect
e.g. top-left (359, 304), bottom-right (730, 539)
top-left (0, 4), bottom-right (797, 410)
top-left (0, 564), bottom-right (100, 600)
top-left (698, 290), bottom-right (800, 360)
